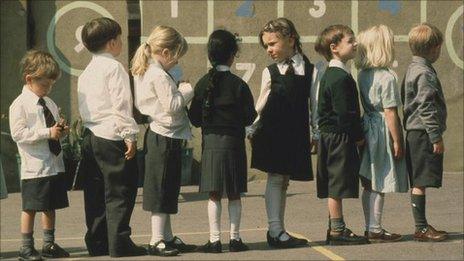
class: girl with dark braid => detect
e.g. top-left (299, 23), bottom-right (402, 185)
top-left (188, 29), bottom-right (257, 253)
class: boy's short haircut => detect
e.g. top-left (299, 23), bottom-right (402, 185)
top-left (82, 17), bottom-right (122, 53)
top-left (408, 23), bottom-right (443, 56)
top-left (20, 50), bottom-right (61, 82)
top-left (315, 24), bottom-right (354, 61)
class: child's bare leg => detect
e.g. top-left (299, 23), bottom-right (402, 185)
top-left (21, 210), bottom-right (36, 234)
top-left (42, 210), bottom-right (55, 245)
top-left (328, 198), bottom-right (345, 231)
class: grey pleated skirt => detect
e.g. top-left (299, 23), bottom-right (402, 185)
top-left (200, 134), bottom-right (247, 196)
top-left (143, 130), bottom-right (182, 214)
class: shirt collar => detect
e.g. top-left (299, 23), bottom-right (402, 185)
top-left (329, 59), bottom-right (350, 74)
top-left (92, 52), bottom-right (115, 60)
top-left (21, 85), bottom-right (42, 105)
top-left (216, 65), bottom-right (230, 72)
top-left (278, 52), bottom-right (303, 66)
top-left (412, 55), bottom-right (433, 68)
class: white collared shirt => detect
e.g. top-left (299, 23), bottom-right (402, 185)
top-left (134, 59), bottom-right (193, 140)
top-left (78, 53), bottom-right (139, 141)
top-left (247, 53), bottom-right (325, 140)
top-left (328, 59), bottom-right (350, 74)
top-left (9, 86), bottom-right (65, 180)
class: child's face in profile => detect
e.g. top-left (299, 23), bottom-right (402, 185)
top-left (427, 44), bottom-right (442, 63)
top-left (26, 76), bottom-right (55, 97)
top-left (261, 32), bottom-right (295, 62)
top-left (331, 34), bottom-right (357, 62)
top-left (156, 49), bottom-right (179, 71)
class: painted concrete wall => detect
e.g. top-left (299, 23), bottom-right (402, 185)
top-left (1, 0), bottom-right (463, 191)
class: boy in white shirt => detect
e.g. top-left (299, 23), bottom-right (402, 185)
top-left (10, 50), bottom-right (70, 260)
top-left (77, 17), bottom-right (145, 257)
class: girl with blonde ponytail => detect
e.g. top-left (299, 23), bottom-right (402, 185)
top-left (132, 25), bottom-right (196, 257)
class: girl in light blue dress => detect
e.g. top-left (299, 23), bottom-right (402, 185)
top-left (355, 25), bottom-right (408, 243)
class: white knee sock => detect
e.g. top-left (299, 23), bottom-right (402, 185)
top-left (362, 190), bottom-right (384, 233)
top-left (150, 212), bottom-right (167, 245)
top-left (164, 214), bottom-right (174, 242)
top-left (228, 199), bottom-right (242, 240)
top-left (208, 199), bottom-right (221, 242)
top-left (280, 176), bottom-right (289, 231)
top-left (265, 173), bottom-right (287, 239)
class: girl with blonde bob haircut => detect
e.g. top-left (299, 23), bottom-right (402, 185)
top-left (355, 25), bottom-right (409, 243)
top-left (132, 25), bottom-right (196, 256)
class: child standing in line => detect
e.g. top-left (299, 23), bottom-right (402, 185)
top-left (132, 25), bottom-right (197, 256)
top-left (402, 23), bottom-right (448, 242)
top-left (248, 18), bottom-right (320, 248)
top-left (355, 25), bottom-right (408, 243)
top-left (78, 17), bottom-right (145, 257)
top-left (188, 29), bottom-right (257, 253)
top-left (315, 24), bottom-right (369, 245)
top-left (10, 50), bottom-right (70, 260)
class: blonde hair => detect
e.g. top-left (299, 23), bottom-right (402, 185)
top-left (408, 23), bottom-right (443, 56)
top-left (20, 50), bottom-right (61, 83)
top-left (131, 25), bottom-right (188, 76)
top-left (355, 25), bottom-right (395, 69)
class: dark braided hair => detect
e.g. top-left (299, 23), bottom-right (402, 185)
top-left (203, 29), bottom-right (239, 122)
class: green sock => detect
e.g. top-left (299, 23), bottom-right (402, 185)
top-left (411, 194), bottom-right (427, 231)
top-left (330, 217), bottom-right (346, 232)
top-left (43, 229), bottom-right (55, 245)
top-left (22, 232), bottom-right (34, 249)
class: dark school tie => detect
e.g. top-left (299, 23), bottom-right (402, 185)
top-left (285, 58), bottom-right (295, 75)
top-left (38, 98), bottom-right (62, 156)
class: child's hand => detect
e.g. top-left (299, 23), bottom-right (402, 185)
top-left (392, 141), bottom-right (404, 159)
top-left (49, 123), bottom-right (63, 140)
top-left (433, 140), bottom-right (444, 154)
top-left (124, 140), bottom-right (137, 160)
top-left (57, 119), bottom-right (70, 136)
top-left (310, 138), bottom-right (318, 154)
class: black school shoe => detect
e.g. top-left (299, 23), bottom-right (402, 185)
top-left (326, 228), bottom-right (369, 245)
top-left (166, 236), bottom-right (197, 253)
top-left (19, 246), bottom-right (42, 261)
top-left (111, 241), bottom-right (147, 257)
top-left (229, 239), bottom-right (249, 252)
top-left (147, 240), bottom-right (179, 256)
top-left (197, 240), bottom-right (222, 253)
top-left (267, 231), bottom-right (308, 248)
top-left (42, 242), bottom-right (70, 258)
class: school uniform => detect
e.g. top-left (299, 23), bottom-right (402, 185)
top-left (401, 56), bottom-right (447, 188)
top-left (249, 53), bottom-right (317, 180)
top-left (317, 59), bottom-right (363, 199)
top-left (9, 86), bottom-right (68, 210)
top-left (188, 65), bottom-right (257, 196)
top-left (134, 58), bottom-right (193, 214)
top-left (358, 68), bottom-right (408, 193)
top-left (247, 53), bottom-right (321, 245)
top-left (78, 52), bottom-right (140, 256)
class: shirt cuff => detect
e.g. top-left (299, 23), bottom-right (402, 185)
top-left (38, 128), bottom-right (51, 139)
top-left (178, 82), bottom-right (194, 103)
top-left (123, 134), bottom-right (137, 143)
top-left (428, 131), bottom-right (442, 144)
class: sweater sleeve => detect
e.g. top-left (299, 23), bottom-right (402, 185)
top-left (240, 82), bottom-right (258, 127)
top-left (187, 81), bottom-right (204, 128)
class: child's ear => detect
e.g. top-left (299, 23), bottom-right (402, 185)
top-left (161, 48), bottom-right (171, 59)
top-left (25, 75), bottom-right (32, 84)
top-left (330, 43), bottom-right (338, 53)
